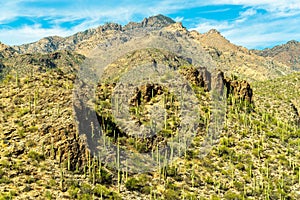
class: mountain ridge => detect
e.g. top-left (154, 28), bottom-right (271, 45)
top-left (254, 40), bottom-right (300, 71)
top-left (12, 14), bottom-right (175, 55)
top-left (1, 14), bottom-right (296, 84)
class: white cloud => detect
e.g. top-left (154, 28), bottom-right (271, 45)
top-left (199, 8), bottom-right (231, 14)
top-left (174, 16), bottom-right (184, 22)
top-left (0, 1), bottom-right (21, 23)
top-left (0, 25), bottom-right (73, 45)
top-left (221, 13), bottom-right (300, 49)
top-left (239, 8), bottom-right (257, 18)
top-left (191, 21), bottom-right (234, 33)
top-left (210, 0), bottom-right (300, 11)
top-left (190, 7), bottom-right (300, 49)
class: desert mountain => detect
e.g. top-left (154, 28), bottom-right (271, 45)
top-left (0, 14), bottom-right (300, 199)
top-left (254, 40), bottom-right (300, 71)
top-left (12, 15), bottom-right (296, 83)
top-left (13, 15), bottom-right (175, 55)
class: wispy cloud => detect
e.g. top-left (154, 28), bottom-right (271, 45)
top-left (191, 20), bottom-right (234, 33)
top-left (222, 13), bottom-right (300, 49)
top-left (198, 8), bottom-right (231, 14)
top-left (174, 16), bottom-right (184, 22)
top-left (239, 8), bottom-right (257, 18)
top-left (190, 0), bottom-right (300, 49)
top-left (0, 25), bottom-right (73, 45)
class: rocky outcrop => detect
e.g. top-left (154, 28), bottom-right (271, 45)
top-left (0, 61), bottom-right (5, 80)
top-left (124, 14), bottom-right (175, 30)
top-left (0, 61), bottom-right (4, 71)
top-left (179, 66), bottom-right (211, 91)
top-left (125, 65), bottom-right (252, 107)
top-left (210, 70), bottom-right (253, 103)
top-left (225, 78), bottom-right (253, 103)
top-left (291, 101), bottom-right (300, 126)
top-left (130, 83), bottom-right (164, 106)
top-left (0, 42), bottom-right (18, 58)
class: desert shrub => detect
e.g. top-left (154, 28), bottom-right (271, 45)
top-left (164, 189), bottom-right (180, 200)
top-left (93, 184), bottom-right (121, 199)
top-left (27, 151), bottom-right (45, 161)
top-left (44, 190), bottom-right (53, 200)
top-left (0, 176), bottom-right (11, 184)
top-left (125, 174), bottom-right (151, 194)
top-left (125, 177), bottom-right (141, 191)
top-left (67, 185), bottom-right (79, 199)
top-left (224, 191), bottom-right (242, 200)
top-left (80, 183), bottom-right (92, 194)
top-left (98, 168), bottom-right (113, 184)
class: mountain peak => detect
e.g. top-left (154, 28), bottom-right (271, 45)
top-left (124, 14), bottom-right (175, 30)
top-left (206, 29), bottom-right (221, 35)
top-left (144, 14), bottom-right (175, 26)
top-left (0, 41), bottom-right (17, 57)
top-left (0, 41), bottom-right (9, 50)
top-left (286, 40), bottom-right (299, 45)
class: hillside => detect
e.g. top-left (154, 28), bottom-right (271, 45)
top-left (190, 29), bottom-right (292, 82)
top-left (0, 14), bottom-right (300, 200)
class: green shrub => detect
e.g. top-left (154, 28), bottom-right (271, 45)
top-left (0, 192), bottom-right (12, 200)
top-left (93, 184), bottom-right (109, 197)
top-left (0, 176), bottom-right (11, 184)
top-left (78, 194), bottom-right (91, 200)
top-left (17, 107), bottom-right (30, 117)
top-left (0, 169), bottom-right (4, 179)
top-left (211, 195), bottom-right (221, 200)
top-left (27, 151), bottom-right (45, 161)
top-left (164, 189), bottom-right (180, 200)
top-left (93, 184), bottom-right (121, 199)
top-left (166, 165), bottom-right (177, 177)
top-left (125, 177), bottom-right (141, 191)
top-left (44, 190), bottom-right (53, 200)
top-left (80, 183), bottom-right (92, 194)
top-left (224, 191), bottom-right (242, 200)
top-left (67, 185), bottom-right (79, 199)
top-left (98, 168), bottom-right (113, 184)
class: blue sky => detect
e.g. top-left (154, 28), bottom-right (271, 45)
top-left (1, 0), bottom-right (300, 49)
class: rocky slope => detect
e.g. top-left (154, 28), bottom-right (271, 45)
top-left (190, 29), bottom-right (292, 82)
top-left (0, 42), bottom-right (18, 58)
